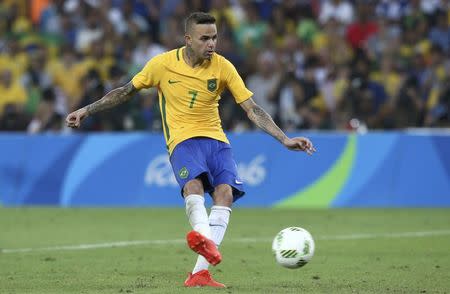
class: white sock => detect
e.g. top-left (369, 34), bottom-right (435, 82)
top-left (185, 194), bottom-right (211, 238)
top-left (192, 205), bottom-right (231, 274)
top-left (208, 205), bottom-right (232, 246)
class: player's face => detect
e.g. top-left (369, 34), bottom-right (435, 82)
top-left (187, 24), bottom-right (217, 60)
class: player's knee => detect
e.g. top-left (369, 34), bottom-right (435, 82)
top-left (213, 184), bottom-right (233, 207)
top-left (183, 179), bottom-right (204, 196)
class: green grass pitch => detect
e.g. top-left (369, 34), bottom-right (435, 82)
top-left (1, 208), bottom-right (449, 293)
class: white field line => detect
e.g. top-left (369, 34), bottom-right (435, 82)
top-left (2, 230), bottom-right (450, 254)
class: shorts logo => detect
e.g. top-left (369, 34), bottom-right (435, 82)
top-left (179, 167), bottom-right (189, 179)
top-left (207, 78), bottom-right (217, 92)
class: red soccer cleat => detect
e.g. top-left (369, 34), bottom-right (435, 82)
top-left (184, 270), bottom-right (226, 288)
top-left (186, 230), bottom-right (222, 266)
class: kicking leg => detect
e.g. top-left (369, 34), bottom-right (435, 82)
top-left (184, 179), bottom-right (221, 266)
top-left (184, 179), bottom-right (210, 238)
top-left (192, 184), bottom-right (233, 274)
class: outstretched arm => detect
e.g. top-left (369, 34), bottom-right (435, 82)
top-left (240, 98), bottom-right (315, 155)
top-left (66, 81), bottom-right (138, 128)
top-left (85, 81), bottom-right (138, 115)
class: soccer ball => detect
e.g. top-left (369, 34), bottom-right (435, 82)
top-left (272, 227), bottom-right (315, 269)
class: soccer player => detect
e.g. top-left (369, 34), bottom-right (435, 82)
top-left (66, 12), bottom-right (315, 288)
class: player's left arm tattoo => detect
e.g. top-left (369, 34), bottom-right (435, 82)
top-left (240, 98), bottom-right (288, 144)
top-left (85, 82), bottom-right (138, 115)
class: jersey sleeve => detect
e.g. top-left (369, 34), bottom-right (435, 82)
top-left (131, 54), bottom-right (164, 89)
top-left (222, 58), bottom-right (253, 104)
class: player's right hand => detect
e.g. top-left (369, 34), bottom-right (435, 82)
top-left (66, 108), bottom-right (88, 128)
top-left (283, 137), bottom-right (316, 155)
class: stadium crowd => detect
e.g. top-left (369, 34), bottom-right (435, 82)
top-left (0, 0), bottom-right (449, 133)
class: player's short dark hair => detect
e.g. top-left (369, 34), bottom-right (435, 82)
top-left (185, 12), bottom-right (216, 33)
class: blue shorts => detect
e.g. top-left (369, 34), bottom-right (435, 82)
top-left (169, 137), bottom-right (245, 202)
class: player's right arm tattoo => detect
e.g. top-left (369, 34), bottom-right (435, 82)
top-left (85, 82), bottom-right (138, 115)
top-left (247, 103), bottom-right (288, 144)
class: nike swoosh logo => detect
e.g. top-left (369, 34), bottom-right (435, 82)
top-left (235, 179), bottom-right (243, 185)
top-left (168, 80), bottom-right (181, 84)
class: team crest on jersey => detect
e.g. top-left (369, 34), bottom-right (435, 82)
top-left (207, 78), bottom-right (217, 92)
top-left (179, 167), bottom-right (189, 179)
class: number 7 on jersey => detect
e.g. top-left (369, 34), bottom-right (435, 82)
top-left (188, 90), bottom-right (198, 108)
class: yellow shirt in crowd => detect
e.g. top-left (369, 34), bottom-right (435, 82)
top-left (0, 53), bottom-right (28, 79)
top-left (0, 82), bottom-right (27, 115)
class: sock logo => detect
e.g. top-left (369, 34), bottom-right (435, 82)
top-left (179, 167), bottom-right (189, 179)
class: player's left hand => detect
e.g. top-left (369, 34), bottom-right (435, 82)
top-left (283, 137), bottom-right (316, 155)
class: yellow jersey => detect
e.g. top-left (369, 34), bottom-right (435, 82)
top-left (132, 47), bottom-right (253, 154)
top-left (0, 82), bottom-right (27, 116)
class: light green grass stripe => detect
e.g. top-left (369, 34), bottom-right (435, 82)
top-left (3, 230), bottom-right (450, 254)
top-left (275, 134), bottom-right (356, 208)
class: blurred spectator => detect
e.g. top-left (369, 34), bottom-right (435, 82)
top-left (235, 2), bottom-right (268, 54)
top-left (419, 0), bottom-right (444, 16)
top-left (83, 39), bottom-right (115, 81)
top-left (27, 87), bottom-right (63, 133)
top-left (370, 56), bottom-right (402, 101)
top-left (428, 10), bottom-right (450, 53)
top-left (299, 57), bottom-right (320, 103)
top-left (23, 47), bottom-right (51, 87)
top-left (58, 11), bottom-right (78, 47)
top-left (121, 40), bottom-right (141, 77)
top-left (0, 69), bottom-right (27, 116)
top-left (278, 73), bottom-right (306, 131)
top-left (107, 0), bottom-right (149, 37)
top-left (210, 0), bottom-right (243, 31)
top-left (425, 77), bottom-right (450, 127)
top-left (160, 1), bottom-right (188, 49)
top-left (217, 32), bottom-right (244, 72)
top-left (47, 45), bottom-right (88, 111)
top-left (100, 65), bottom-right (132, 131)
top-left (376, 0), bottom-right (410, 20)
top-left (0, 104), bottom-right (29, 131)
top-left (0, 37), bottom-right (29, 80)
top-left (75, 69), bottom-right (105, 131)
top-left (131, 90), bottom-right (161, 131)
top-left (269, 5), bottom-right (298, 48)
top-left (132, 33), bottom-right (166, 68)
top-left (346, 3), bottom-right (379, 49)
top-left (278, 34), bottom-right (304, 79)
top-left (319, 0), bottom-right (354, 25)
top-left (30, 0), bottom-right (50, 25)
top-left (40, 0), bottom-right (65, 34)
top-left (75, 9), bottom-right (103, 52)
top-left (314, 18), bottom-right (352, 67)
top-left (246, 50), bottom-right (281, 118)
top-left (279, 0), bottom-right (305, 24)
top-left (366, 17), bottom-right (401, 60)
top-left (397, 75), bottom-right (425, 127)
